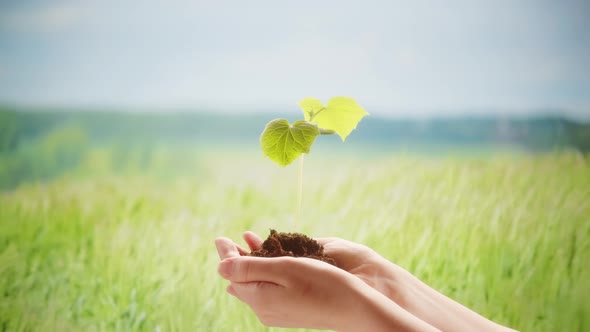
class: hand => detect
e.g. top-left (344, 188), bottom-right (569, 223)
top-left (215, 235), bottom-right (438, 332)
top-left (316, 237), bottom-right (517, 332)
top-left (218, 232), bottom-right (409, 306)
top-left (217, 232), bottom-right (516, 332)
top-left (315, 237), bottom-right (410, 303)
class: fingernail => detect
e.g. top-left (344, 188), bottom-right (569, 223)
top-left (219, 259), bottom-right (233, 278)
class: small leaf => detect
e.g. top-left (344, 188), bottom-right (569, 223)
top-left (297, 98), bottom-right (325, 121)
top-left (308, 96), bottom-right (369, 141)
top-left (260, 119), bottom-right (320, 167)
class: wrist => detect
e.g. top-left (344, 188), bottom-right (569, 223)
top-left (375, 260), bottom-right (514, 332)
top-left (336, 278), bottom-right (438, 332)
top-left (370, 256), bottom-right (417, 307)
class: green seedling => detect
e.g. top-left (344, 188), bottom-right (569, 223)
top-left (260, 96), bottom-right (369, 228)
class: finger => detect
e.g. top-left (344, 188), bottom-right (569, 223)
top-left (313, 238), bottom-right (340, 256)
top-left (218, 256), bottom-right (294, 285)
top-left (314, 237), bottom-right (339, 245)
top-left (215, 237), bottom-right (241, 260)
top-left (230, 281), bottom-right (283, 303)
top-left (314, 238), bottom-right (329, 246)
top-left (236, 244), bottom-right (250, 256)
top-left (243, 231), bottom-right (263, 251)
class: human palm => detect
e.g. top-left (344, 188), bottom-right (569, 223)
top-left (231, 232), bottom-right (401, 301)
top-left (217, 232), bottom-right (517, 332)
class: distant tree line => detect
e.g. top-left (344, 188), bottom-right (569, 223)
top-left (0, 107), bottom-right (588, 189)
top-left (3, 108), bottom-right (589, 151)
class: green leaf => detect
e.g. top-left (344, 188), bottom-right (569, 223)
top-left (260, 119), bottom-right (320, 167)
top-left (297, 97), bottom-right (325, 121)
top-left (300, 96), bottom-right (369, 141)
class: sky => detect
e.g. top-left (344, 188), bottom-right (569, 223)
top-left (0, 0), bottom-right (589, 119)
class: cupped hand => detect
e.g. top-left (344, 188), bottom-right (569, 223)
top-left (214, 234), bottom-right (437, 332)
top-left (216, 232), bottom-right (515, 332)
top-left (219, 254), bottom-right (370, 330)
top-left (215, 234), bottom-right (358, 330)
top-left (216, 231), bottom-right (406, 304)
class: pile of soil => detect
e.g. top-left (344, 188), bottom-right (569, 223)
top-left (249, 229), bottom-right (336, 266)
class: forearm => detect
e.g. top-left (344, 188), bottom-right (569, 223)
top-left (377, 259), bottom-right (517, 332)
top-left (336, 278), bottom-right (439, 332)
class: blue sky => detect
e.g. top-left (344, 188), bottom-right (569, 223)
top-left (0, 0), bottom-right (589, 118)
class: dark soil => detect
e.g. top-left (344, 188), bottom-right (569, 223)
top-left (249, 229), bottom-right (336, 266)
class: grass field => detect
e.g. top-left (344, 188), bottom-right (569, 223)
top-left (1, 151), bottom-right (589, 331)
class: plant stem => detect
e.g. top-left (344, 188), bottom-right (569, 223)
top-left (294, 153), bottom-right (304, 231)
top-left (293, 109), bottom-right (320, 231)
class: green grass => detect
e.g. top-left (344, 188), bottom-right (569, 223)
top-left (1, 152), bottom-right (589, 331)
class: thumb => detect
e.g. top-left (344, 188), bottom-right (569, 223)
top-left (218, 256), bottom-right (294, 285)
top-left (229, 280), bottom-right (284, 307)
top-left (215, 237), bottom-right (241, 260)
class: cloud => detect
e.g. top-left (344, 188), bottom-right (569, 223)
top-left (0, 3), bottom-right (86, 33)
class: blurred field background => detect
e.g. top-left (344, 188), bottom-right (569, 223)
top-left (1, 109), bottom-right (589, 332)
top-left (2, 1), bottom-right (590, 331)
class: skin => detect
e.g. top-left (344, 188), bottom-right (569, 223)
top-left (315, 237), bottom-right (518, 332)
top-left (215, 231), bottom-right (517, 332)
top-left (215, 235), bottom-right (437, 331)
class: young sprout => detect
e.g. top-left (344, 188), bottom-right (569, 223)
top-left (259, 96), bottom-right (369, 229)
top-left (260, 96), bottom-right (369, 166)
